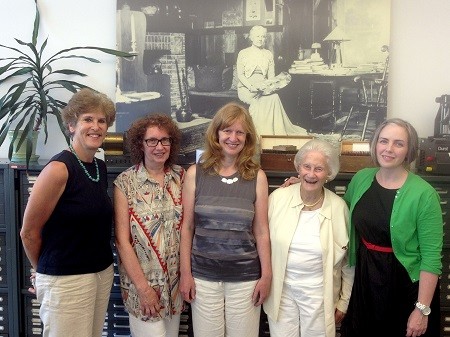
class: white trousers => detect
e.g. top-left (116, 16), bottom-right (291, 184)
top-left (191, 278), bottom-right (260, 337)
top-left (267, 282), bottom-right (326, 337)
top-left (129, 313), bottom-right (181, 337)
top-left (36, 264), bottom-right (114, 337)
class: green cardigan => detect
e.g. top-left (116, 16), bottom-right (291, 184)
top-left (344, 168), bottom-right (443, 282)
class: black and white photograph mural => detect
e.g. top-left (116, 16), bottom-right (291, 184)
top-left (115, 0), bottom-right (390, 160)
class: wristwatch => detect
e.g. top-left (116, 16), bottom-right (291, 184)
top-left (415, 301), bottom-right (431, 316)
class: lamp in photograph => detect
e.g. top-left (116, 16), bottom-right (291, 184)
top-left (323, 26), bottom-right (350, 68)
top-left (310, 42), bottom-right (322, 61)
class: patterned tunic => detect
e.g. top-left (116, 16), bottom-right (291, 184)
top-left (114, 163), bottom-right (185, 321)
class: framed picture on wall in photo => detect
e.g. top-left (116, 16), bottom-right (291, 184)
top-left (244, 0), bottom-right (275, 26)
top-left (245, 0), bottom-right (261, 22)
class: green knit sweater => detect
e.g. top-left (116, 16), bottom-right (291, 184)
top-left (344, 168), bottom-right (443, 282)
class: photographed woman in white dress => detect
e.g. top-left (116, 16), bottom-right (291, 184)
top-left (237, 25), bottom-right (307, 136)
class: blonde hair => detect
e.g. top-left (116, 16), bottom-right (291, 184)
top-left (200, 102), bottom-right (260, 180)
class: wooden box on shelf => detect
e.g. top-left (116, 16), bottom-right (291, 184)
top-left (259, 135), bottom-right (313, 172)
top-left (339, 140), bottom-right (374, 173)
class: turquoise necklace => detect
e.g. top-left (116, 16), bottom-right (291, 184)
top-left (69, 144), bottom-right (100, 182)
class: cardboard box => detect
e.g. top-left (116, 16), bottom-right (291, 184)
top-left (339, 140), bottom-right (374, 173)
top-left (260, 135), bottom-right (313, 172)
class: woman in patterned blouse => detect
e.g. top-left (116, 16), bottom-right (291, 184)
top-left (114, 113), bottom-right (185, 337)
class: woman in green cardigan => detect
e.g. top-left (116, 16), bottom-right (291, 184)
top-left (340, 118), bottom-right (443, 337)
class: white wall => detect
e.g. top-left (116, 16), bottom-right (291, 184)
top-left (1, 0), bottom-right (450, 160)
top-left (389, 0), bottom-right (450, 136)
top-left (0, 0), bottom-right (117, 160)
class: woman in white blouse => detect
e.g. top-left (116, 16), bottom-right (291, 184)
top-left (237, 25), bottom-right (306, 136)
top-left (264, 139), bottom-right (354, 337)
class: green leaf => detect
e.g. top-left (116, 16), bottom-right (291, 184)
top-left (0, 2), bottom-right (132, 168)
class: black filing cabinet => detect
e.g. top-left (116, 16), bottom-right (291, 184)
top-left (0, 161), bottom-right (20, 337)
top-left (3, 161), bottom-right (450, 337)
top-left (11, 164), bottom-right (194, 337)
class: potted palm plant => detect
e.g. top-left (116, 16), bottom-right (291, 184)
top-left (0, 0), bottom-right (134, 167)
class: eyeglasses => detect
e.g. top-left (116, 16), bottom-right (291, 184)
top-left (144, 137), bottom-right (172, 147)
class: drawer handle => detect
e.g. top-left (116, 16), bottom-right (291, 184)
top-left (113, 313), bottom-right (129, 319)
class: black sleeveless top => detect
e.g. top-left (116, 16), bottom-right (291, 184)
top-left (37, 150), bottom-right (113, 275)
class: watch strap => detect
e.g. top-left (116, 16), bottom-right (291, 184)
top-left (415, 301), bottom-right (431, 315)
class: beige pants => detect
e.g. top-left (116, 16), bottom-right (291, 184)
top-left (191, 278), bottom-right (260, 337)
top-left (36, 264), bottom-right (114, 337)
top-left (129, 313), bottom-right (181, 337)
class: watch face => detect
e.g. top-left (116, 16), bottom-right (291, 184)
top-left (422, 306), bottom-right (431, 315)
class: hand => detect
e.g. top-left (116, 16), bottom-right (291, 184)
top-left (335, 309), bottom-right (345, 324)
top-left (252, 276), bottom-right (271, 306)
top-left (280, 176), bottom-right (301, 188)
top-left (249, 84), bottom-right (259, 93)
top-left (29, 271), bottom-right (36, 295)
top-left (255, 83), bottom-right (268, 92)
top-left (406, 309), bottom-right (428, 336)
top-left (179, 273), bottom-right (196, 303)
top-left (138, 285), bottom-right (162, 318)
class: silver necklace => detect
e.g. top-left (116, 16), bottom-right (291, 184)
top-left (69, 144), bottom-right (100, 182)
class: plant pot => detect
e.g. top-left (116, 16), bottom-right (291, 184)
top-left (8, 130), bottom-right (40, 163)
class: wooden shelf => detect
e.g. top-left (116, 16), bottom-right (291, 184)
top-left (188, 25), bottom-right (283, 36)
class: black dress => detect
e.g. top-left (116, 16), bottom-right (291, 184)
top-left (340, 179), bottom-right (440, 337)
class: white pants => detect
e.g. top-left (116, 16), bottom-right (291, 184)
top-left (191, 277), bottom-right (260, 337)
top-left (36, 264), bottom-right (114, 337)
top-left (267, 282), bottom-right (326, 337)
top-left (129, 313), bottom-right (181, 337)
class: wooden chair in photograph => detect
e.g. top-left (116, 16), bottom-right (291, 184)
top-left (338, 73), bottom-right (388, 141)
top-left (339, 46), bottom-right (389, 141)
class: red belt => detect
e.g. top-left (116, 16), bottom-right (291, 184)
top-left (362, 238), bottom-right (393, 253)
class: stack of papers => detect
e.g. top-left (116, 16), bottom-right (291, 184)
top-left (289, 59), bottom-right (328, 74)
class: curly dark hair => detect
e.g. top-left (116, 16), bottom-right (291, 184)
top-left (125, 113), bottom-right (181, 167)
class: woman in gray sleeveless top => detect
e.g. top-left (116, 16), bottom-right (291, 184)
top-left (180, 102), bottom-right (272, 337)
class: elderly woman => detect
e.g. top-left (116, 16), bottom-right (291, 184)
top-left (237, 25), bottom-right (306, 136)
top-left (263, 138), bottom-right (354, 337)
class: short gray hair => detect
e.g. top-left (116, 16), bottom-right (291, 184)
top-left (294, 139), bottom-right (340, 181)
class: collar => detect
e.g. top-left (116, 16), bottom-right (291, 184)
top-left (135, 162), bottom-right (174, 187)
